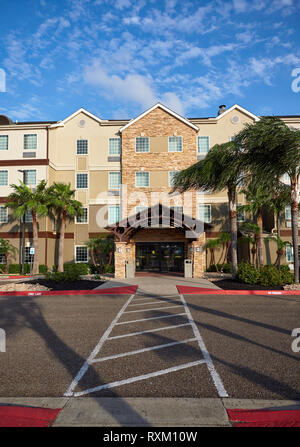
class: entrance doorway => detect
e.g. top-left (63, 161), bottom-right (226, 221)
top-left (136, 242), bottom-right (184, 273)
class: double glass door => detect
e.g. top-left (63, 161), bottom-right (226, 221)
top-left (136, 242), bottom-right (184, 273)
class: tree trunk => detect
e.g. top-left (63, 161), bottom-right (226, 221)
top-left (228, 187), bottom-right (238, 278)
top-left (5, 253), bottom-right (8, 274)
top-left (32, 211), bottom-right (39, 275)
top-left (277, 213), bottom-right (281, 238)
top-left (58, 211), bottom-right (66, 273)
top-left (257, 208), bottom-right (264, 268)
top-left (291, 175), bottom-right (299, 283)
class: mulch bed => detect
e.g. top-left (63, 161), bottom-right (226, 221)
top-left (211, 278), bottom-right (284, 290)
top-left (24, 279), bottom-right (105, 291)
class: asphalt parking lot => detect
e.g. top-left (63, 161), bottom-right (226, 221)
top-left (0, 291), bottom-right (299, 399)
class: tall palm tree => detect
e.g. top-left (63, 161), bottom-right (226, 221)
top-left (172, 141), bottom-right (244, 278)
top-left (235, 117), bottom-right (300, 282)
top-left (239, 222), bottom-right (260, 267)
top-left (267, 181), bottom-right (290, 238)
top-left (5, 180), bottom-right (49, 274)
top-left (48, 183), bottom-right (84, 272)
top-left (266, 235), bottom-right (291, 270)
top-left (205, 238), bottom-right (221, 271)
top-left (85, 236), bottom-right (114, 273)
top-left (0, 238), bottom-right (18, 274)
top-left (217, 232), bottom-right (231, 270)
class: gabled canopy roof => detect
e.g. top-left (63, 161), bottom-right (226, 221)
top-left (107, 203), bottom-right (210, 242)
top-left (216, 104), bottom-right (260, 122)
top-left (119, 103), bottom-right (199, 132)
top-left (50, 108), bottom-right (102, 128)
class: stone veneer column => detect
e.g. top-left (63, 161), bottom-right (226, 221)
top-left (190, 233), bottom-right (206, 278)
top-left (114, 241), bottom-right (136, 279)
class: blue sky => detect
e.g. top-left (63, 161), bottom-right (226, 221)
top-left (0, 0), bottom-right (299, 122)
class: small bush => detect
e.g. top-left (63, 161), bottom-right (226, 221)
top-left (0, 264), bottom-right (6, 273)
top-left (46, 269), bottom-right (81, 282)
top-left (64, 263), bottom-right (90, 275)
top-left (258, 265), bottom-right (281, 286)
top-left (8, 264), bottom-right (31, 274)
top-left (206, 263), bottom-right (232, 273)
top-left (237, 262), bottom-right (294, 286)
top-left (103, 264), bottom-right (114, 274)
top-left (39, 264), bottom-right (48, 274)
top-left (236, 262), bottom-right (260, 284)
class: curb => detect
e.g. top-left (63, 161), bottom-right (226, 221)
top-left (176, 285), bottom-right (300, 295)
top-left (0, 285), bottom-right (138, 297)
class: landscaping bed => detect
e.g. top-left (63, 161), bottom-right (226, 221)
top-left (19, 279), bottom-right (105, 291)
top-left (211, 278), bottom-right (284, 290)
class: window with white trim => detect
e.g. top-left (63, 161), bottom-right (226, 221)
top-left (237, 204), bottom-right (245, 222)
top-left (135, 137), bottom-right (149, 153)
top-left (76, 207), bottom-right (88, 223)
top-left (76, 139), bottom-right (88, 155)
top-left (25, 210), bottom-right (33, 223)
top-left (0, 135), bottom-right (8, 150)
top-left (0, 170), bottom-right (8, 186)
top-left (108, 172), bottom-right (121, 190)
top-left (168, 171), bottom-right (178, 187)
top-left (75, 246), bottom-right (88, 263)
top-left (24, 170), bottom-right (36, 186)
top-left (108, 205), bottom-right (120, 225)
top-left (76, 173), bottom-right (88, 189)
top-left (109, 138), bottom-right (121, 155)
top-left (198, 204), bottom-right (211, 223)
top-left (0, 206), bottom-right (8, 223)
top-left (198, 136), bottom-right (210, 154)
top-left (285, 206), bottom-right (291, 220)
top-left (135, 171), bottom-right (150, 187)
top-left (0, 253), bottom-right (6, 263)
top-left (168, 136), bottom-right (182, 152)
top-left (24, 134), bottom-right (37, 150)
top-left (286, 244), bottom-right (293, 263)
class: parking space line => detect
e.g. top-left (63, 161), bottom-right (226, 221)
top-left (92, 338), bottom-right (197, 363)
top-left (179, 294), bottom-right (228, 398)
top-left (123, 304), bottom-right (184, 314)
top-left (73, 360), bottom-right (207, 397)
top-left (116, 312), bottom-right (187, 325)
top-left (128, 300), bottom-right (180, 307)
top-left (107, 323), bottom-right (192, 340)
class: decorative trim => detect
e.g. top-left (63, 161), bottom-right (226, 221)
top-left (0, 159), bottom-right (48, 166)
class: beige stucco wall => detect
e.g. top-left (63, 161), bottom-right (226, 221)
top-left (0, 127), bottom-right (48, 161)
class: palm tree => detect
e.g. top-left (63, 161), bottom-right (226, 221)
top-left (85, 236), bottom-right (114, 273)
top-left (235, 117), bottom-right (300, 282)
top-left (172, 141), bottom-right (244, 278)
top-left (0, 238), bottom-right (18, 274)
top-left (5, 180), bottom-right (49, 275)
top-left (239, 222), bottom-right (260, 266)
top-left (48, 183), bottom-right (84, 272)
top-left (266, 235), bottom-right (291, 270)
top-left (205, 238), bottom-right (221, 271)
top-left (267, 181), bottom-right (290, 238)
top-left (217, 232), bottom-right (231, 270)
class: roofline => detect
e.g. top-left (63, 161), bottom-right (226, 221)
top-left (119, 102), bottom-right (199, 132)
top-left (215, 104), bottom-right (260, 122)
top-left (50, 108), bottom-right (103, 128)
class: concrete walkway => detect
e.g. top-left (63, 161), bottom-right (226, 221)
top-left (95, 275), bottom-right (221, 295)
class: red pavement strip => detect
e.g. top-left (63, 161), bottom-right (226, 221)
top-left (0, 406), bottom-right (61, 427)
top-left (227, 409), bottom-right (300, 427)
top-left (0, 285), bottom-right (138, 296)
top-left (176, 285), bottom-right (300, 295)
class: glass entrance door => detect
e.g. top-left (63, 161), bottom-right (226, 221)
top-left (136, 242), bottom-right (184, 273)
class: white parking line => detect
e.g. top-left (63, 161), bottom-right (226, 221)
top-left (128, 300), bottom-right (180, 307)
top-left (116, 312), bottom-right (187, 325)
top-left (123, 304), bottom-right (184, 314)
top-left (92, 338), bottom-right (197, 363)
top-left (107, 323), bottom-right (191, 340)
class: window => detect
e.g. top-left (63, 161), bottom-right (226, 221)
top-left (76, 207), bottom-right (88, 223)
top-left (109, 138), bottom-right (121, 155)
top-left (24, 170), bottom-right (36, 186)
top-left (136, 206), bottom-right (148, 214)
top-left (135, 171), bottom-right (150, 187)
top-left (198, 204), bottom-right (211, 223)
top-left (285, 206), bottom-right (291, 220)
top-left (75, 246), bottom-right (88, 263)
top-left (109, 172), bottom-right (121, 190)
top-left (283, 173), bottom-right (290, 184)
top-left (77, 139), bottom-right (88, 155)
top-left (24, 134), bottom-right (37, 150)
top-left (25, 210), bottom-right (33, 223)
top-left (135, 137), bottom-right (149, 153)
top-left (0, 135), bottom-right (8, 150)
top-left (76, 173), bottom-right (88, 189)
top-left (0, 253), bottom-right (6, 263)
top-left (168, 136), bottom-right (182, 152)
top-left (286, 244), bottom-right (293, 263)
top-left (0, 170), bottom-right (8, 186)
top-left (108, 205), bottom-right (120, 225)
top-left (0, 206), bottom-right (8, 223)
top-left (237, 204), bottom-right (245, 222)
top-left (168, 171), bottom-right (178, 187)
top-left (198, 136), bottom-right (210, 154)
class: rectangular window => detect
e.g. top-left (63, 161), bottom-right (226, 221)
top-left (136, 206), bottom-right (148, 214)
top-left (24, 170), bottom-right (36, 186)
top-left (168, 136), bottom-right (182, 152)
top-left (198, 204), bottom-right (211, 223)
top-left (109, 138), bottom-right (121, 155)
top-left (286, 244), bottom-right (293, 263)
top-left (168, 171), bottom-right (178, 187)
top-left (76, 139), bottom-right (88, 155)
top-left (108, 205), bottom-right (120, 225)
top-left (198, 136), bottom-right (210, 154)
top-left (76, 207), bottom-right (88, 223)
top-left (135, 137), bottom-right (149, 153)
top-left (24, 134), bottom-right (37, 150)
top-left (285, 206), bottom-right (291, 220)
top-left (135, 171), bottom-right (150, 187)
top-left (76, 173), bottom-right (88, 189)
top-left (0, 206), bottom-right (8, 223)
top-left (109, 172), bottom-right (121, 190)
top-left (237, 204), bottom-right (245, 222)
top-left (75, 246), bottom-right (88, 263)
top-left (0, 170), bottom-right (8, 186)
top-left (25, 210), bottom-right (33, 223)
top-left (0, 135), bottom-right (8, 150)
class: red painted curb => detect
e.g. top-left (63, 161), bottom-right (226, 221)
top-left (227, 409), bottom-right (300, 427)
top-left (0, 275), bottom-right (34, 279)
top-left (0, 406), bottom-right (61, 427)
top-left (0, 285), bottom-right (138, 296)
top-left (176, 285), bottom-right (298, 295)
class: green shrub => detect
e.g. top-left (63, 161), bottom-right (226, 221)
top-left (8, 264), bottom-right (31, 274)
top-left (258, 265), bottom-right (281, 286)
top-left (236, 262), bottom-right (260, 284)
top-left (279, 265), bottom-right (294, 285)
top-left (63, 263), bottom-right (90, 275)
top-left (46, 269), bottom-right (81, 282)
top-left (206, 263), bottom-right (232, 273)
top-left (237, 262), bottom-right (294, 286)
top-left (103, 264), bottom-right (114, 274)
top-left (39, 264), bottom-right (48, 274)
top-left (0, 264), bottom-right (6, 273)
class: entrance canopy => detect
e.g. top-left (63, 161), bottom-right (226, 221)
top-left (107, 203), bottom-right (211, 242)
